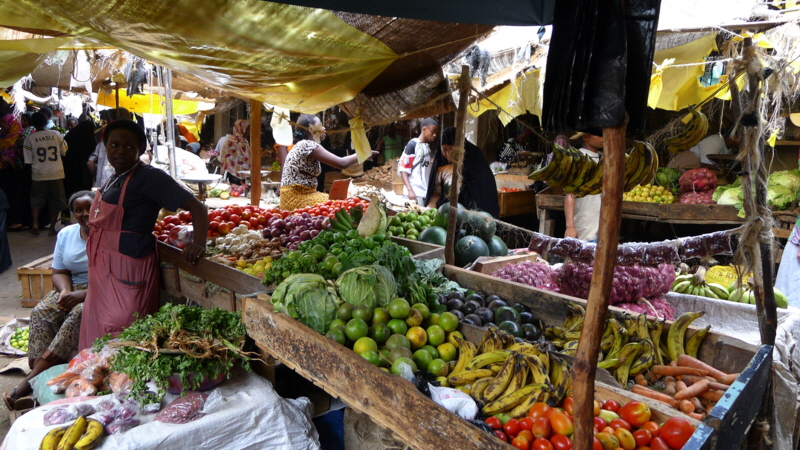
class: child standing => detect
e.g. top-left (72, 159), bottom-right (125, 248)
top-left (398, 118), bottom-right (439, 205)
top-left (23, 112), bottom-right (68, 236)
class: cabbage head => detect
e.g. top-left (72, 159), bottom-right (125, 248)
top-left (767, 185), bottom-right (794, 210)
top-left (655, 168), bottom-right (681, 189)
top-left (336, 265), bottom-right (397, 309)
top-left (768, 169), bottom-right (800, 196)
top-left (712, 185), bottom-right (742, 207)
top-left (271, 273), bottom-right (341, 334)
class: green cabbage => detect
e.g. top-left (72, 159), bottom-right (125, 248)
top-left (768, 169), bottom-right (800, 195)
top-left (336, 265), bottom-right (396, 309)
top-left (271, 273), bottom-right (341, 334)
top-left (655, 168), bottom-right (681, 189)
top-left (767, 185), bottom-right (794, 210)
top-left (712, 184), bottom-right (743, 206)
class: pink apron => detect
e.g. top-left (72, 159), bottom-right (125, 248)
top-left (79, 164), bottom-right (160, 350)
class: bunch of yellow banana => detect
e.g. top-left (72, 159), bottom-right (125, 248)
top-left (40, 415), bottom-right (105, 450)
top-left (665, 311), bottom-right (707, 361)
top-left (662, 107), bottom-right (709, 153)
top-left (447, 328), bottom-right (570, 418)
top-left (671, 267), bottom-right (729, 301)
top-left (623, 142), bottom-right (658, 192)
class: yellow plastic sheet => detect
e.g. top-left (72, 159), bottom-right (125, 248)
top-left (647, 58), bottom-right (674, 109)
top-left (348, 115), bottom-right (372, 163)
top-left (0, 37), bottom-right (74, 87)
top-left (96, 88), bottom-right (211, 115)
top-left (468, 69), bottom-right (543, 125)
top-left (5, 0), bottom-right (398, 113)
top-left (650, 34), bottom-right (717, 111)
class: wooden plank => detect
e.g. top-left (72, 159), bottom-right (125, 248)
top-left (498, 191), bottom-right (537, 218)
top-left (703, 345), bottom-right (773, 449)
top-left (682, 423), bottom-right (715, 450)
top-left (242, 296), bottom-right (511, 450)
top-left (658, 203), bottom-right (743, 222)
top-left (20, 277), bottom-right (32, 301)
top-left (471, 253), bottom-right (540, 274)
top-left (17, 254), bottom-right (54, 273)
top-left (249, 100), bottom-right (262, 206)
top-left (537, 207), bottom-right (555, 237)
top-left (157, 242), bottom-right (266, 296)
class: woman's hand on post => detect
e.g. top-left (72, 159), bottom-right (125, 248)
top-left (182, 242), bottom-right (205, 264)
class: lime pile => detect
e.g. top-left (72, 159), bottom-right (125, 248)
top-left (10, 327), bottom-right (29, 352)
top-left (236, 256), bottom-right (273, 277)
top-left (623, 183), bottom-right (676, 203)
top-left (326, 298), bottom-right (463, 384)
top-left (387, 209), bottom-right (436, 240)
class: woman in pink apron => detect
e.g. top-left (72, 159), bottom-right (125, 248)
top-left (79, 120), bottom-right (208, 350)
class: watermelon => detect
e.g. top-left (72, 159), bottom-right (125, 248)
top-left (454, 235), bottom-right (490, 267)
top-left (472, 211), bottom-right (496, 241)
top-left (419, 226), bottom-right (447, 246)
top-left (487, 235), bottom-right (508, 256)
top-left (434, 203), bottom-right (467, 229)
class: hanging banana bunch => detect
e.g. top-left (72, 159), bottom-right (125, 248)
top-left (662, 106), bottom-right (709, 153)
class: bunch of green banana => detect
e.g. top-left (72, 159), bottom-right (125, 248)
top-left (671, 267), bottom-right (729, 300)
top-left (666, 311), bottom-right (706, 360)
top-left (39, 415), bottom-right (104, 450)
top-left (663, 106), bottom-right (709, 153)
top-left (623, 142), bottom-right (659, 192)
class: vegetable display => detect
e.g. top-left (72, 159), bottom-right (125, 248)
top-left (271, 273), bottom-right (342, 334)
top-left (623, 184), bottom-right (676, 203)
top-left (553, 262), bottom-right (675, 306)
top-left (678, 168), bottom-right (717, 193)
top-left (655, 167), bottom-right (682, 192)
top-left (489, 261), bottom-right (557, 292)
top-left (336, 265), bottom-right (397, 309)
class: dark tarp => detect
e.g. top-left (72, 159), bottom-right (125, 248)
top-left (273, 0), bottom-right (555, 26)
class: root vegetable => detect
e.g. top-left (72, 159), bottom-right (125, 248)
top-left (718, 373), bottom-right (739, 385)
top-left (699, 390), bottom-right (725, 402)
top-left (707, 382), bottom-right (729, 391)
top-left (690, 397), bottom-right (703, 412)
top-left (631, 385), bottom-right (679, 408)
top-left (635, 374), bottom-right (648, 386)
top-left (675, 379), bottom-right (710, 400)
top-left (675, 379), bottom-right (688, 393)
top-left (663, 376), bottom-right (677, 396)
top-left (687, 411), bottom-right (705, 420)
top-left (679, 399), bottom-right (695, 414)
top-left (676, 355), bottom-right (729, 381)
top-left (652, 365), bottom-right (709, 377)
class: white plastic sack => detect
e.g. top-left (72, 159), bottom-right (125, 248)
top-left (0, 317), bottom-right (29, 356)
top-left (2, 369), bottom-right (320, 450)
top-left (427, 384), bottom-right (477, 420)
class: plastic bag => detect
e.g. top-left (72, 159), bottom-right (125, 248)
top-left (680, 231), bottom-right (732, 260)
top-left (97, 398), bottom-right (118, 411)
top-left (548, 237), bottom-right (583, 260)
top-left (49, 374), bottom-right (79, 394)
top-left (109, 372), bottom-right (133, 395)
top-left (115, 405), bottom-right (139, 421)
top-left (81, 364), bottom-right (107, 387)
top-left (427, 384), bottom-right (478, 420)
top-left (154, 392), bottom-right (208, 424)
top-left (91, 411), bottom-right (117, 426)
top-left (679, 168), bottom-right (717, 192)
top-left (65, 378), bottom-right (98, 398)
top-left (68, 403), bottom-right (96, 417)
top-left (106, 418), bottom-right (140, 435)
top-left (528, 234), bottom-right (555, 257)
top-left (168, 225), bottom-right (194, 249)
top-left (43, 406), bottom-right (78, 426)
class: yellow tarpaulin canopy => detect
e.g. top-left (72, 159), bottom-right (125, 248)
top-left (0, 0), bottom-right (399, 113)
top-left (0, 37), bottom-right (74, 87)
top-left (468, 69), bottom-right (543, 125)
top-left (96, 89), bottom-right (211, 115)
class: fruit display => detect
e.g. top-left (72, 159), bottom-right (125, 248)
top-left (39, 415), bottom-right (105, 450)
top-left (528, 141), bottom-right (657, 197)
top-left (499, 187), bottom-right (525, 192)
top-left (10, 326), bottom-right (29, 353)
top-left (292, 198), bottom-right (370, 219)
top-left (387, 208), bottom-right (436, 240)
top-left (655, 167), bottom-right (682, 192)
top-left (663, 106), bottom-right (709, 153)
top-left (622, 184), bottom-right (676, 203)
top-left (234, 256), bottom-right (274, 277)
top-left (440, 292), bottom-right (543, 341)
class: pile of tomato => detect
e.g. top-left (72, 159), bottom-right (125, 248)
top-left (290, 198), bottom-right (369, 219)
top-left (500, 187), bottom-right (525, 193)
top-left (484, 397), bottom-right (696, 450)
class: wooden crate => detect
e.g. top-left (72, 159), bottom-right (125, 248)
top-left (391, 236), bottom-right (444, 261)
top-left (470, 253), bottom-right (541, 274)
top-left (17, 255), bottom-right (54, 307)
top-left (496, 174), bottom-right (536, 218)
top-left (658, 203), bottom-right (743, 224)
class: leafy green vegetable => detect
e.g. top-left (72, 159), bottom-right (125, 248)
top-left (767, 185), bottom-right (794, 210)
top-left (93, 305), bottom-right (250, 404)
top-left (271, 273), bottom-right (341, 334)
top-left (403, 259), bottom-right (465, 313)
top-left (208, 188), bottom-right (223, 198)
top-left (768, 169), bottom-right (800, 196)
top-left (655, 167), bottom-right (681, 190)
top-left (713, 184), bottom-right (743, 207)
top-left (336, 265), bottom-right (396, 308)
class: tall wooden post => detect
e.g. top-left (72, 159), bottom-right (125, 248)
top-left (250, 100), bottom-right (262, 206)
top-left (444, 65), bottom-right (472, 265)
top-left (572, 119), bottom-right (627, 450)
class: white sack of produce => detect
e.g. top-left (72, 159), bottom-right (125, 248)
top-left (2, 370), bottom-right (321, 450)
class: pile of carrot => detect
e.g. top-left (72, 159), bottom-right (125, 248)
top-left (630, 354), bottom-right (739, 421)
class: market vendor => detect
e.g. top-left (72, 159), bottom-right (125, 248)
top-left (78, 120), bottom-right (208, 351)
top-left (280, 114), bottom-right (376, 210)
top-left (565, 131), bottom-right (603, 242)
top-left (666, 131), bottom-right (737, 171)
top-left (425, 127), bottom-right (499, 217)
top-left (4, 190), bottom-right (93, 410)
top-left (219, 119), bottom-right (250, 184)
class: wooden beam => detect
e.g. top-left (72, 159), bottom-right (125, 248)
top-left (572, 119), bottom-right (627, 450)
top-left (250, 100), bottom-right (262, 206)
top-left (444, 65), bottom-right (472, 265)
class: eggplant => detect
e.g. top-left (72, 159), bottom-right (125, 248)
top-left (487, 299), bottom-right (508, 313)
top-left (475, 307), bottom-right (494, 325)
top-left (484, 322), bottom-right (497, 329)
top-left (437, 294), bottom-right (448, 305)
top-left (485, 294), bottom-right (503, 304)
top-left (495, 306), bottom-right (521, 324)
top-left (464, 314), bottom-right (483, 327)
top-left (511, 302), bottom-right (530, 313)
top-left (519, 311), bottom-right (536, 325)
top-left (446, 299), bottom-right (464, 312)
top-left (451, 310), bottom-right (465, 320)
top-left (447, 291), bottom-right (466, 301)
top-left (522, 323), bottom-right (541, 341)
top-left (466, 293), bottom-right (485, 307)
top-left (460, 318), bottom-right (477, 326)
top-left (462, 300), bottom-right (481, 315)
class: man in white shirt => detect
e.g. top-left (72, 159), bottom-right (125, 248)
top-left (564, 131), bottom-right (603, 242)
top-left (23, 112), bottom-right (68, 235)
top-left (398, 118), bottom-right (439, 204)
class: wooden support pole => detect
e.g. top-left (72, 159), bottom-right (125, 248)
top-left (572, 119), bottom-right (627, 450)
top-left (115, 85), bottom-right (120, 109)
top-left (250, 100), bottom-right (262, 206)
top-left (444, 65), bottom-right (472, 266)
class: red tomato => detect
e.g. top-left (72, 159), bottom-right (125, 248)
top-left (614, 427), bottom-right (636, 450)
top-left (164, 215), bottom-right (180, 225)
top-left (658, 417), bottom-right (695, 450)
top-left (531, 417), bottom-right (551, 439)
top-left (485, 417), bottom-right (502, 430)
top-left (593, 437), bottom-right (603, 450)
top-left (548, 410), bottom-right (573, 436)
top-left (231, 206), bottom-right (243, 215)
top-left (550, 434), bottom-right (572, 450)
top-left (153, 224), bottom-right (162, 233)
top-left (561, 397), bottom-right (575, 415)
top-left (518, 430), bottom-right (534, 442)
top-left (641, 422), bottom-right (660, 438)
top-left (519, 417), bottom-right (535, 432)
top-left (603, 400), bottom-right (620, 413)
top-left (512, 437), bottom-right (530, 450)
top-left (609, 419), bottom-right (632, 431)
top-left (618, 402), bottom-right (651, 428)
top-left (241, 211), bottom-right (251, 220)
top-left (633, 429), bottom-right (653, 447)
top-left (157, 234), bottom-right (169, 242)
top-left (528, 402), bottom-right (552, 419)
top-left (178, 210), bottom-right (192, 223)
top-left (594, 400), bottom-right (603, 416)
top-left (208, 221), bottom-right (220, 231)
top-left (504, 419), bottom-right (521, 437)
top-left (649, 437), bottom-right (670, 450)
top-left (211, 231), bottom-right (220, 237)
top-left (531, 438), bottom-right (553, 450)
top-left (249, 217), bottom-right (259, 228)
top-left (601, 427), bottom-right (615, 435)
top-left (158, 220), bottom-right (166, 228)
top-left (220, 210), bottom-right (231, 221)
top-left (281, 210), bottom-right (291, 219)
top-left (595, 432), bottom-right (620, 450)
top-left (494, 430), bottom-right (508, 442)
top-left (230, 214), bottom-right (241, 225)
top-left (218, 223), bottom-right (231, 235)
top-left (594, 416), bottom-right (607, 431)
top-left (164, 223), bottom-right (175, 231)
top-left (257, 215), bottom-right (268, 225)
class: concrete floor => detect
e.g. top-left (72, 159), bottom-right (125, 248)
top-left (0, 226), bottom-right (63, 440)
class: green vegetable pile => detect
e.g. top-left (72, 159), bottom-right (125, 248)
top-left (94, 305), bottom-right (251, 403)
top-left (655, 167), bottom-right (682, 193)
top-left (337, 265), bottom-right (396, 309)
top-left (271, 274), bottom-right (341, 334)
top-left (387, 209), bottom-right (436, 240)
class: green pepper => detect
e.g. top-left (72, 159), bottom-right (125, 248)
top-left (330, 247), bottom-right (343, 256)
top-left (345, 230), bottom-right (359, 240)
top-left (333, 233), bottom-right (346, 244)
top-left (363, 238), bottom-right (376, 250)
top-left (310, 245), bottom-right (328, 261)
top-left (322, 255), bottom-right (340, 272)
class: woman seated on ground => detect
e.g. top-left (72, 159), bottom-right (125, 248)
top-left (425, 127), bottom-right (499, 217)
top-left (279, 114), bottom-right (377, 211)
top-left (4, 190), bottom-right (94, 410)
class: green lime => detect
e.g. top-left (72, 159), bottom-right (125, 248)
top-left (385, 334), bottom-right (411, 351)
top-left (412, 349), bottom-right (433, 371)
top-left (352, 305), bottom-right (374, 322)
top-left (360, 350), bottom-right (381, 367)
top-left (391, 357), bottom-right (417, 376)
top-left (353, 337), bottom-right (378, 354)
top-left (388, 298), bottom-right (411, 319)
top-left (368, 323), bottom-right (391, 344)
top-left (326, 328), bottom-right (346, 345)
top-left (336, 303), bottom-right (354, 321)
top-left (421, 344), bottom-right (439, 360)
top-left (372, 307), bottom-right (391, 324)
top-left (344, 319), bottom-right (369, 342)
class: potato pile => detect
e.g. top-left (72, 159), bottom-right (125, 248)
top-left (361, 159), bottom-right (397, 182)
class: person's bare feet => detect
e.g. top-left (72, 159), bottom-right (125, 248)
top-left (31, 226), bottom-right (40, 236)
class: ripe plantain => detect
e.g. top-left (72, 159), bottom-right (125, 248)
top-left (629, 339), bottom-right (656, 375)
top-left (466, 350), bottom-right (512, 371)
top-left (57, 416), bottom-right (87, 450)
top-left (577, 159), bottom-right (605, 197)
top-left (548, 354), bottom-right (571, 405)
top-left (684, 325), bottom-right (711, 359)
top-left (600, 321), bottom-right (616, 352)
top-left (507, 385), bottom-right (550, 418)
top-left (449, 369), bottom-right (497, 386)
top-left (520, 353), bottom-right (550, 385)
top-left (507, 341), bottom-right (542, 356)
top-left (450, 337), bottom-right (476, 377)
top-left (598, 357), bottom-right (626, 370)
top-left (39, 426), bottom-right (69, 450)
top-left (499, 356), bottom-right (529, 398)
top-left (639, 144), bottom-right (659, 186)
top-left (469, 376), bottom-right (494, 401)
top-left (614, 342), bottom-right (643, 386)
top-left (666, 311), bottom-right (705, 361)
top-left (529, 144), bottom-right (562, 181)
top-left (483, 384), bottom-right (545, 416)
top-left (625, 142), bottom-right (651, 191)
top-left (664, 107), bottom-right (708, 152)
top-left (649, 318), bottom-right (665, 366)
top-left (74, 419), bottom-right (104, 450)
top-left (623, 143), bottom-right (643, 185)
top-left (483, 355), bottom-right (517, 402)
top-left (547, 147), bottom-right (576, 188)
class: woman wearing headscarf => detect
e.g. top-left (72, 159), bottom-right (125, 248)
top-left (0, 114), bottom-right (26, 230)
top-left (62, 120), bottom-right (96, 199)
top-left (219, 119), bottom-right (251, 183)
top-left (425, 127), bottom-right (499, 217)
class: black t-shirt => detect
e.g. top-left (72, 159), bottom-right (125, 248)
top-left (101, 164), bottom-right (192, 258)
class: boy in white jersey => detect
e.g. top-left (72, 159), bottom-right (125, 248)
top-left (23, 112), bottom-right (68, 236)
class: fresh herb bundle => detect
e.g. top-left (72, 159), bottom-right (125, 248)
top-left (94, 304), bottom-right (251, 404)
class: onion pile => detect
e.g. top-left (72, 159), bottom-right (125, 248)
top-left (554, 262), bottom-right (675, 305)
top-left (263, 213), bottom-right (330, 250)
top-left (679, 191), bottom-right (714, 204)
top-left (679, 168), bottom-right (717, 193)
top-left (489, 261), bottom-right (559, 292)
top-left (615, 297), bottom-right (676, 321)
